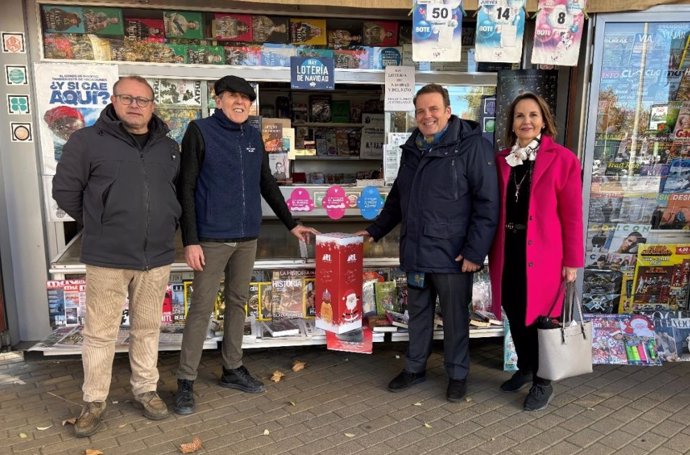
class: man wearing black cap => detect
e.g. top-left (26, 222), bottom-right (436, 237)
top-left (174, 75), bottom-right (318, 415)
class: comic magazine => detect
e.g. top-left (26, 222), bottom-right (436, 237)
top-left (632, 244), bottom-right (690, 311)
top-left (585, 313), bottom-right (661, 365)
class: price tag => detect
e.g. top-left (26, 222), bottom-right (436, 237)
top-left (425, 4), bottom-right (453, 23)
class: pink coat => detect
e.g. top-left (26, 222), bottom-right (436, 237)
top-left (489, 135), bottom-right (584, 325)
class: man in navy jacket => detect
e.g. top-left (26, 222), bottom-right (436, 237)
top-left (174, 75), bottom-right (317, 415)
top-left (359, 84), bottom-right (499, 401)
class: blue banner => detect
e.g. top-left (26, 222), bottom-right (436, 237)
top-left (290, 56), bottom-right (335, 90)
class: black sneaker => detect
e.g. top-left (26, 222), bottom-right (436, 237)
top-left (500, 370), bottom-right (532, 392)
top-left (446, 379), bottom-right (467, 402)
top-left (219, 366), bottom-right (265, 393)
top-left (174, 379), bottom-right (195, 415)
top-left (523, 383), bottom-right (554, 411)
top-left (387, 370), bottom-right (426, 392)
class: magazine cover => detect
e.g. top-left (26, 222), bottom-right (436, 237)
top-left (582, 269), bottom-right (623, 313)
top-left (334, 48), bottom-right (370, 69)
top-left (154, 106), bottom-right (201, 144)
top-left (289, 18), bottom-right (327, 45)
top-left (587, 314), bottom-right (628, 364)
top-left (82, 7), bottom-right (124, 36)
top-left (224, 44), bottom-right (262, 66)
top-left (327, 20), bottom-right (363, 49)
top-left (632, 243), bottom-right (690, 311)
top-left (303, 278), bottom-right (316, 318)
top-left (362, 21), bottom-right (399, 47)
top-left (661, 158), bottom-right (690, 194)
top-left (271, 270), bottom-right (309, 319)
top-left (658, 193), bottom-right (690, 229)
top-left (605, 224), bottom-right (651, 255)
top-left (252, 15), bottom-right (289, 43)
top-left (585, 313), bottom-right (661, 365)
top-left (262, 120), bottom-right (284, 153)
top-left (163, 11), bottom-right (203, 39)
top-left (211, 13), bottom-right (253, 42)
top-left (650, 310), bottom-right (690, 362)
top-left (151, 78), bottom-right (202, 106)
top-left (125, 18), bottom-right (165, 42)
top-left (171, 283), bottom-right (185, 324)
top-left (42, 5), bottom-right (85, 34)
top-left (374, 281), bottom-right (397, 315)
top-left (257, 281), bottom-right (273, 320)
top-left (246, 282), bottom-right (260, 318)
top-left (260, 43), bottom-right (295, 67)
top-left (47, 279), bottom-right (86, 327)
top-left (186, 45), bottom-right (225, 65)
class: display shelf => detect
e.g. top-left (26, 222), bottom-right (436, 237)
top-left (294, 122), bottom-right (364, 128)
top-left (390, 326), bottom-right (504, 342)
top-left (294, 156), bottom-right (381, 161)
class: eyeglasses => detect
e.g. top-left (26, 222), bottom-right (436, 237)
top-left (115, 94), bottom-right (153, 107)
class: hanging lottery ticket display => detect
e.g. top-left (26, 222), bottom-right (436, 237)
top-left (474, 0), bottom-right (526, 63)
top-left (531, 0), bottom-right (587, 66)
top-left (412, 0), bottom-right (463, 62)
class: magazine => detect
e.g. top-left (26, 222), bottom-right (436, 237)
top-left (649, 310), bottom-right (690, 362)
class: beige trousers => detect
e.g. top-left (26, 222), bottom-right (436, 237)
top-left (82, 264), bottom-right (170, 402)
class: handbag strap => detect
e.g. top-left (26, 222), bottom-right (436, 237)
top-left (545, 281), bottom-right (567, 319)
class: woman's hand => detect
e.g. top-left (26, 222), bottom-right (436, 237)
top-left (562, 266), bottom-right (578, 283)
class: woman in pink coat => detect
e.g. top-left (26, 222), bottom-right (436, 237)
top-left (489, 92), bottom-right (584, 411)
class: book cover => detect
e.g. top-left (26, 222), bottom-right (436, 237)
top-left (374, 281), bottom-right (397, 316)
top-left (386, 310), bottom-right (409, 329)
top-left (82, 7), bottom-right (124, 36)
top-left (223, 44), bottom-right (262, 66)
top-left (327, 20), bottom-right (363, 48)
top-left (326, 327), bottom-right (373, 354)
top-left (361, 20), bottom-right (399, 46)
top-left (309, 95), bottom-right (332, 123)
top-left (125, 18), bottom-right (165, 42)
top-left (252, 15), bottom-right (289, 43)
top-left (212, 13), bottom-right (253, 42)
top-left (269, 152), bottom-right (290, 183)
top-left (262, 120), bottom-right (284, 153)
top-left (43, 33), bottom-right (94, 60)
top-left (370, 47), bottom-right (403, 69)
top-left (331, 100), bottom-right (351, 123)
top-left (367, 315), bottom-right (397, 332)
top-left (42, 6), bottom-right (85, 34)
top-left (263, 319), bottom-right (300, 337)
top-left (290, 18), bottom-right (327, 45)
top-left (650, 310), bottom-right (690, 362)
top-left (152, 78), bottom-right (202, 106)
top-left (163, 11), bottom-right (203, 39)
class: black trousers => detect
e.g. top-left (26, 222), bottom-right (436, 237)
top-left (405, 272), bottom-right (472, 380)
top-left (502, 229), bottom-right (549, 385)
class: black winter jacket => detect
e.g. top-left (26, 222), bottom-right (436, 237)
top-left (366, 116), bottom-right (499, 273)
top-left (53, 104), bottom-right (181, 270)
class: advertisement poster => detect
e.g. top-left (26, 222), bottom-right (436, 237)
top-left (290, 56), bottom-right (335, 90)
top-left (34, 63), bottom-right (118, 175)
top-left (531, 0), bottom-right (587, 66)
top-left (494, 69), bottom-right (558, 151)
top-left (475, 0), bottom-right (526, 63)
top-left (412, 0), bottom-right (463, 62)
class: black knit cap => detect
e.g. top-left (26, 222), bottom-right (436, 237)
top-left (213, 75), bottom-right (256, 101)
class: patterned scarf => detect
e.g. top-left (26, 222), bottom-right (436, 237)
top-left (506, 135), bottom-right (541, 167)
top-left (415, 125), bottom-right (449, 152)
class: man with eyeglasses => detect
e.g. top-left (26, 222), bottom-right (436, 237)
top-left (173, 75), bottom-right (318, 415)
top-left (53, 76), bottom-right (181, 437)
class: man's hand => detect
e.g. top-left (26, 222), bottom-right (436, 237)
top-left (185, 245), bottom-right (205, 271)
top-left (455, 254), bottom-right (481, 273)
top-left (354, 230), bottom-right (375, 243)
top-left (290, 224), bottom-right (320, 243)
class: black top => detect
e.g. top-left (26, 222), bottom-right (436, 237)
top-left (506, 160), bottom-right (533, 226)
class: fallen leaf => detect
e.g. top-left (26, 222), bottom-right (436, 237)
top-left (118, 424), bottom-right (127, 428)
top-left (36, 425), bottom-right (53, 431)
top-left (292, 360), bottom-right (306, 372)
top-left (344, 433), bottom-right (355, 438)
top-left (111, 400), bottom-right (118, 404)
top-left (423, 423), bottom-right (432, 428)
top-left (18, 432), bottom-right (28, 439)
top-left (84, 450), bottom-right (104, 455)
top-left (62, 417), bottom-right (77, 426)
top-left (465, 397), bottom-right (473, 402)
top-left (413, 402), bottom-right (422, 406)
top-left (288, 401), bottom-right (296, 406)
top-left (179, 436), bottom-right (203, 454)
top-left (263, 429), bottom-right (270, 435)
top-left (271, 370), bottom-right (285, 382)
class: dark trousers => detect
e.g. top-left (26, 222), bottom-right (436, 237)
top-left (405, 272), bottom-right (472, 380)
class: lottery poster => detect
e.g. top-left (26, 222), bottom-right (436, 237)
top-left (531, 0), bottom-right (587, 66)
top-left (475, 0), bottom-right (526, 63)
top-left (412, 0), bottom-right (463, 62)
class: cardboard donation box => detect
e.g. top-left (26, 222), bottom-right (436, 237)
top-left (315, 233), bottom-right (363, 333)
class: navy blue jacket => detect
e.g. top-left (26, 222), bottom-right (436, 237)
top-left (53, 104), bottom-right (181, 270)
top-left (366, 116), bottom-right (499, 273)
top-left (178, 110), bottom-right (296, 245)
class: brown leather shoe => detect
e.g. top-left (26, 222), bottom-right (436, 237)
top-left (134, 391), bottom-right (169, 420)
top-left (74, 401), bottom-right (106, 438)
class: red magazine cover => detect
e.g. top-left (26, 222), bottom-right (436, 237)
top-left (326, 327), bottom-right (373, 354)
